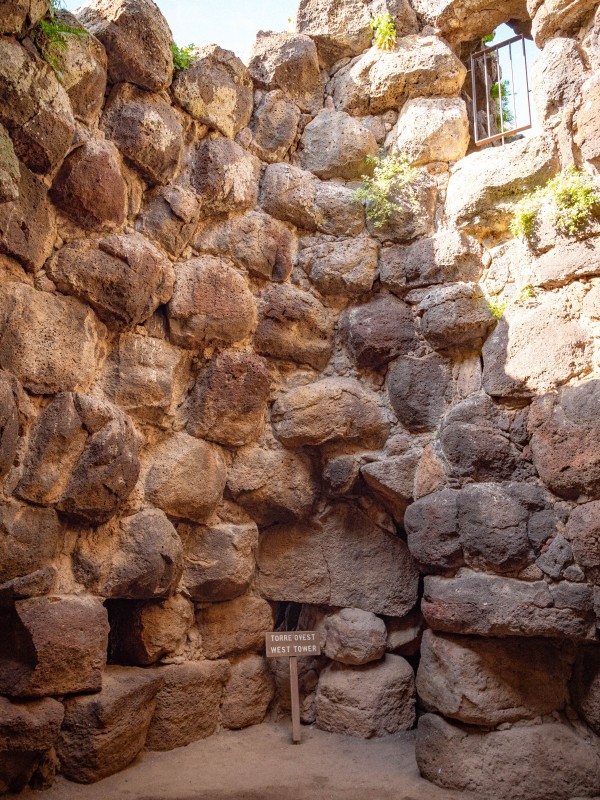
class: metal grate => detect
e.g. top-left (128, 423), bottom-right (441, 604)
top-left (470, 34), bottom-right (533, 146)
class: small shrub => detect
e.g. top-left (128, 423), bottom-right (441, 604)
top-left (515, 284), bottom-right (535, 304)
top-left (482, 32), bottom-right (495, 44)
top-left (509, 187), bottom-right (545, 239)
top-left (371, 13), bottom-right (397, 50)
top-left (171, 42), bottom-right (198, 71)
top-left (33, 0), bottom-right (87, 81)
top-left (490, 80), bottom-right (514, 129)
top-left (487, 296), bottom-right (507, 320)
top-left (353, 152), bottom-right (417, 227)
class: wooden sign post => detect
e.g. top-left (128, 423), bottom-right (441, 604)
top-left (265, 631), bottom-right (320, 744)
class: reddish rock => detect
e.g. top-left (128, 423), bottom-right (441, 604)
top-left (17, 393), bottom-right (140, 524)
top-left (0, 370), bottom-right (20, 482)
top-left (101, 83), bottom-right (183, 185)
top-left (145, 661), bottom-right (230, 750)
top-left (249, 90), bottom-right (300, 164)
top-left (48, 233), bottom-right (174, 331)
top-left (572, 645), bottom-right (600, 736)
top-left (167, 256), bottom-right (256, 350)
top-left (197, 595), bottom-right (274, 659)
top-left (361, 452), bottom-right (421, 523)
top-left (566, 501), bottom-right (600, 584)
top-left (0, 499), bottom-right (61, 585)
top-left (298, 235), bottom-right (378, 298)
top-left (323, 608), bottom-right (387, 666)
top-left (191, 136), bottom-right (261, 215)
top-left (0, 0), bottom-right (47, 36)
top-left (387, 353), bottom-right (450, 433)
top-left (0, 123), bottom-right (19, 204)
top-left (221, 655), bottom-right (274, 729)
top-left (417, 283), bottom-right (495, 352)
top-left (78, 0), bottom-right (174, 91)
top-left (50, 139), bottom-right (127, 231)
top-left (0, 595), bottom-right (109, 697)
top-left (171, 45), bottom-right (253, 139)
top-left (300, 109), bottom-right (377, 180)
top-left (135, 184), bottom-right (200, 259)
top-left (187, 351), bottom-right (271, 447)
top-left (57, 666), bottom-right (164, 783)
top-left (254, 284), bottom-right (335, 370)
top-left (342, 294), bottom-right (417, 370)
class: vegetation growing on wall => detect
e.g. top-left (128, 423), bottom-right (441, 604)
top-left (33, 0), bottom-right (87, 80)
top-left (171, 42), bottom-right (199, 70)
top-left (370, 13), bottom-right (397, 50)
top-left (353, 153), bottom-right (417, 226)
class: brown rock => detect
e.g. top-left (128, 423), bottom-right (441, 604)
top-left (387, 353), bottom-right (450, 432)
top-left (0, 499), bottom-right (61, 585)
top-left (187, 351), bottom-right (270, 447)
top-left (167, 256), bottom-right (256, 350)
top-left (417, 630), bottom-right (571, 726)
top-left (0, 164), bottom-right (56, 271)
top-left (566, 502), bottom-right (600, 583)
top-left (74, 509), bottom-right (183, 599)
top-left (529, 0), bottom-right (597, 46)
top-left (0, 123), bottom-right (19, 203)
top-left (57, 666), bottom-right (164, 783)
top-left (573, 645), bottom-right (600, 736)
top-left (366, 170), bottom-right (437, 244)
top-left (316, 655), bottom-right (415, 738)
top-left (101, 83), bottom-right (183, 185)
top-left (385, 611), bottom-right (424, 657)
top-left (0, 595), bottom-right (109, 697)
top-left (411, 0), bottom-right (528, 46)
top-left (48, 233), bottom-right (174, 331)
top-left (0, 370), bottom-right (21, 482)
top-left (136, 184), bottom-right (201, 259)
top-left (404, 488), bottom-right (463, 574)
top-left (323, 608), bottom-right (387, 665)
top-left (171, 45), bottom-right (253, 139)
top-left (422, 570), bottom-right (595, 640)
top-left (192, 136), bottom-right (261, 215)
top-left (197, 595), bottom-right (274, 659)
top-left (248, 31), bottom-right (324, 114)
top-left (300, 109), bottom-right (377, 180)
top-left (0, 0), bottom-right (47, 36)
top-left (249, 90), bottom-right (300, 164)
top-left (387, 97), bottom-right (469, 166)
top-left (342, 294), bottom-right (417, 370)
top-left (299, 235), bottom-right (378, 297)
top-left (194, 210), bottom-right (297, 282)
top-left (146, 432), bottom-right (227, 522)
top-left (254, 284), bottom-right (334, 370)
top-left (221, 655), bottom-right (274, 729)
top-left (179, 511), bottom-right (258, 602)
top-left (528, 382), bottom-right (600, 500)
top-left (227, 442), bottom-right (317, 526)
top-left (360, 452), bottom-right (421, 523)
top-left (17, 393), bottom-right (140, 524)
top-left (260, 163), bottom-right (365, 236)
top-left (145, 661), bottom-right (230, 750)
top-left (532, 37), bottom-right (586, 128)
top-left (257, 503), bottom-right (419, 617)
top-left (417, 283), bottom-right (495, 352)
top-left (78, 0), bottom-right (173, 91)
top-left (50, 139), bottom-right (127, 231)
top-left (574, 74), bottom-right (600, 168)
top-left (108, 594), bottom-right (194, 665)
top-left (416, 713), bottom-right (600, 800)
top-left (272, 377), bottom-right (389, 448)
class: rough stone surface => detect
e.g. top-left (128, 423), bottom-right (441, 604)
top-left (416, 713), bottom-right (600, 800)
top-left (342, 294), bottom-right (417, 370)
top-left (0, 124), bottom-right (20, 204)
top-left (249, 90), bottom-right (300, 164)
top-left (532, 37), bottom-right (587, 128)
top-left (411, 0), bottom-right (529, 45)
top-left (192, 137), bottom-right (261, 216)
top-left (574, 74), bottom-right (600, 167)
top-left (248, 31), bottom-right (324, 114)
top-left (221, 655), bottom-right (274, 730)
top-left (565, 501), bottom-right (600, 584)
top-left (0, 370), bottom-right (21, 484)
top-left (573, 645), bottom-right (600, 736)
top-left (387, 354), bottom-right (450, 432)
top-left (0, 165), bottom-right (55, 271)
top-left (0, 0), bottom-right (47, 36)
top-left (257, 503), bottom-right (419, 617)
top-left (417, 283), bottom-right (495, 351)
top-left (197, 595), bottom-right (275, 659)
top-left (57, 666), bottom-right (164, 783)
top-left (135, 184), bottom-right (201, 259)
top-left (323, 608), bottom-right (387, 665)
top-left (0, 500), bottom-right (61, 586)
top-left (529, 0), bottom-right (598, 46)
top-left (145, 661), bottom-right (230, 750)
top-left (48, 233), bottom-right (174, 331)
top-left (386, 98), bottom-right (469, 166)
top-left (360, 451), bottom-right (421, 523)
top-left (366, 170), bottom-right (437, 244)
top-left (0, 595), bottom-right (109, 697)
top-left (299, 235), bottom-right (378, 297)
top-left (78, 0), bottom-right (174, 91)
top-left (300, 110), bottom-right (377, 180)
top-left (316, 655), bottom-right (416, 738)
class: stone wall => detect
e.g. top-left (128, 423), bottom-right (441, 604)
top-left (0, 0), bottom-right (600, 796)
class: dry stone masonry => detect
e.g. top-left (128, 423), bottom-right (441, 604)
top-left (0, 0), bottom-right (600, 796)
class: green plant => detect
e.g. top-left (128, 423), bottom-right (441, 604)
top-left (32, 0), bottom-right (87, 81)
top-left (371, 13), bottom-right (397, 50)
top-left (482, 32), bottom-right (495, 44)
top-left (510, 166), bottom-right (600, 240)
top-left (171, 41), bottom-right (198, 71)
top-left (515, 284), bottom-right (535, 304)
top-left (490, 80), bottom-right (514, 129)
top-left (487, 296), bottom-right (507, 320)
top-left (353, 153), bottom-right (418, 227)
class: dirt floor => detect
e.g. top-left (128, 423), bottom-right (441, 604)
top-left (36, 722), bottom-right (476, 800)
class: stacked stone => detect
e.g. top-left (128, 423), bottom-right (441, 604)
top-left (0, 0), bottom-right (599, 796)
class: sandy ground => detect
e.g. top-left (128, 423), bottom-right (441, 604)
top-left (36, 722), bottom-right (476, 800)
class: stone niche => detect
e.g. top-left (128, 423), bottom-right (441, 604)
top-left (1, 0), bottom-right (600, 796)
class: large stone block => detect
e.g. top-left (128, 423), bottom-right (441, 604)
top-left (254, 284), bottom-right (335, 370)
top-left (300, 109), bottom-right (377, 180)
top-left (417, 283), bottom-right (495, 352)
top-left (0, 123), bottom-right (19, 204)
top-left (221, 654), bottom-right (274, 730)
top-left (0, 0), bottom-right (47, 36)
top-left (531, 37), bottom-right (586, 128)
top-left (194, 210), bottom-right (297, 282)
top-left (197, 595), bottom-right (274, 659)
top-left (248, 31), bottom-right (324, 113)
top-left (17, 393), bottom-right (140, 524)
top-left (260, 163), bottom-right (365, 236)
top-left (342, 294), bottom-right (417, 370)
top-left (101, 83), bottom-right (182, 185)
top-left (48, 233), bottom-right (174, 331)
top-left (179, 510), bottom-right (258, 602)
top-left (298, 235), bottom-right (378, 297)
top-left (74, 509), bottom-right (183, 599)
top-left (167, 256), bottom-right (256, 350)
top-left (566, 501), bottom-right (600, 584)
top-left (386, 97), bottom-right (469, 166)
top-left (135, 184), bottom-right (201, 259)
top-left (316, 655), bottom-right (415, 738)
top-left (78, 0), bottom-right (173, 91)
top-left (323, 608), bottom-right (387, 665)
top-left (416, 713), bottom-right (600, 800)
top-left (387, 353), bottom-right (450, 432)
top-left (528, 381), bottom-right (600, 500)
top-left (0, 370), bottom-right (20, 483)
top-left (249, 90), bottom-right (301, 164)
top-left (529, 0), bottom-right (597, 46)
top-left (187, 351), bottom-right (271, 447)
top-left (572, 645), bottom-right (600, 736)
top-left (145, 661), bottom-right (230, 750)
top-left (57, 666), bottom-right (164, 783)
top-left (0, 500), bottom-right (61, 585)
top-left (192, 136), bottom-right (261, 216)
top-left (257, 503), bottom-right (419, 617)
top-left (404, 488), bottom-right (463, 574)
top-left (171, 45), bottom-right (253, 138)
top-left (366, 169), bottom-right (437, 244)
top-left (0, 595), bottom-right (109, 697)
top-left (574, 73), bottom-right (600, 168)
top-left (227, 443), bottom-right (317, 526)
top-left (0, 165), bottom-right (55, 271)
top-left (296, 0), bottom-right (418, 67)
top-left (411, 0), bottom-right (528, 46)
top-left (422, 570), bottom-right (595, 640)
top-left (360, 451), bottom-right (421, 523)
top-left (417, 630), bottom-right (571, 726)
top-left (271, 377), bottom-right (389, 448)
top-left (331, 37), bottom-right (465, 116)
top-left (146, 432), bottom-right (227, 522)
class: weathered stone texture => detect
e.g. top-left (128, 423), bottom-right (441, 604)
top-left (300, 110), bottom-right (377, 180)
top-left (299, 235), bottom-right (378, 297)
top-left (323, 608), bottom-right (387, 665)
top-left (221, 655), bottom-right (274, 729)
top-left (0, 166), bottom-right (56, 271)
top-left (192, 137), bottom-right (261, 215)
top-left (197, 595), bottom-right (275, 659)
top-left (342, 294), bottom-right (417, 370)
top-left (249, 90), bottom-right (300, 163)
top-left (386, 98), bottom-right (469, 166)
